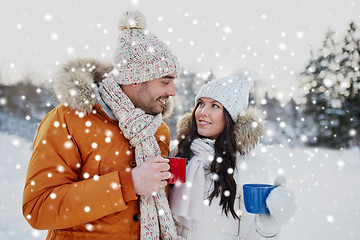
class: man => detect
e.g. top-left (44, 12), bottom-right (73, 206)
top-left (23, 10), bottom-right (180, 240)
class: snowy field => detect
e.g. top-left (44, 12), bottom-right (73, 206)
top-left (0, 132), bottom-right (359, 240)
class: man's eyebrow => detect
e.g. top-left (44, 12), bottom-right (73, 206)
top-left (163, 75), bottom-right (176, 79)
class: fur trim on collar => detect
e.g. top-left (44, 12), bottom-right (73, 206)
top-left (53, 58), bottom-right (174, 119)
top-left (176, 107), bottom-right (266, 153)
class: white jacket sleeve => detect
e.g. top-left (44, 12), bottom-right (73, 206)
top-left (254, 176), bottom-right (296, 238)
top-left (236, 150), bottom-right (280, 239)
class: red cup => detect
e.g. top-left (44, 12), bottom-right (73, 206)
top-left (166, 157), bottom-right (186, 184)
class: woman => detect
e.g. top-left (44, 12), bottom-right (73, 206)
top-left (169, 76), bottom-right (296, 239)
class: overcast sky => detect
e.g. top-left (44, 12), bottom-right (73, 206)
top-left (1, 0), bottom-right (359, 101)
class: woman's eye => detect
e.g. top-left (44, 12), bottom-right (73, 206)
top-left (213, 104), bottom-right (219, 108)
top-left (198, 102), bottom-right (204, 106)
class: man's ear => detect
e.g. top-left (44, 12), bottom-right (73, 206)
top-left (123, 83), bottom-right (138, 92)
top-left (121, 83), bottom-right (138, 97)
top-left (128, 83), bottom-right (138, 89)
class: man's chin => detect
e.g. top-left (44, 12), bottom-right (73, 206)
top-left (146, 107), bottom-right (163, 115)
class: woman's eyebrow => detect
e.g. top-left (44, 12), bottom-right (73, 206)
top-left (210, 100), bottom-right (221, 104)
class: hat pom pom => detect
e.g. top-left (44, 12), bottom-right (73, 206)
top-left (229, 68), bottom-right (255, 89)
top-left (118, 10), bottom-right (147, 31)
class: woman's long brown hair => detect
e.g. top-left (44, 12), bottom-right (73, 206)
top-left (176, 103), bottom-right (240, 219)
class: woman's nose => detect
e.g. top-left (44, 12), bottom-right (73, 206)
top-left (200, 107), bottom-right (209, 116)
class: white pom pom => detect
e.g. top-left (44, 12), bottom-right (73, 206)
top-left (118, 10), bottom-right (147, 31)
top-left (229, 68), bottom-right (255, 89)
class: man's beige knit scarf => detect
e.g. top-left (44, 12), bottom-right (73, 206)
top-left (99, 74), bottom-right (180, 240)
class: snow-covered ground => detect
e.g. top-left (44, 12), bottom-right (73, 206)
top-left (0, 132), bottom-right (359, 239)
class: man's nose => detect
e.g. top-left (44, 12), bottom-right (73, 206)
top-left (166, 81), bottom-right (176, 96)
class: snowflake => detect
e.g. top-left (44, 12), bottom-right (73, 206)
top-left (0, 97), bottom-right (7, 105)
top-left (223, 26), bottom-right (232, 34)
top-left (12, 139), bottom-right (20, 147)
top-left (57, 165), bottom-right (65, 173)
top-left (31, 230), bottom-right (41, 237)
top-left (326, 214), bottom-right (335, 223)
top-left (66, 46), bottom-right (75, 55)
top-left (64, 141), bottom-right (73, 149)
top-left (85, 223), bottom-right (94, 231)
top-left (296, 31), bottom-right (304, 39)
top-left (50, 193), bottom-right (56, 199)
top-left (111, 182), bottom-right (119, 190)
top-left (50, 33), bottom-right (59, 41)
top-left (349, 129), bottom-right (356, 137)
top-left (44, 13), bottom-right (52, 22)
top-left (158, 209), bottom-right (165, 216)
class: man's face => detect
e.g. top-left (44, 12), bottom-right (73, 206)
top-left (132, 73), bottom-right (177, 115)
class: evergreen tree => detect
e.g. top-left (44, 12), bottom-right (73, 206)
top-left (300, 22), bottom-right (360, 148)
top-left (261, 92), bottom-right (286, 145)
top-left (339, 21), bottom-right (360, 147)
top-left (300, 30), bottom-right (339, 147)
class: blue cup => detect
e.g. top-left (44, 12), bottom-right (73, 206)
top-left (243, 184), bottom-right (276, 214)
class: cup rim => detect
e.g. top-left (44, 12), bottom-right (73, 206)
top-left (243, 184), bottom-right (274, 188)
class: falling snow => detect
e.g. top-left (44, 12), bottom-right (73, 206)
top-left (1, 1), bottom-right (360, 239)
top-left (84, 206), bottom-right (90, 213)
top-left (0, 127), bottom-right (359, 240)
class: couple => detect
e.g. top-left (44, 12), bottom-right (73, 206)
top-left (22, 10), bottom-right (295, 240)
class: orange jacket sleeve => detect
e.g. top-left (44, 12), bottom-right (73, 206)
top-left (22, 107), bottom-right (137, 230)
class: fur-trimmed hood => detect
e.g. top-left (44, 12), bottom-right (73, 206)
top-left (53, 58), bottom-right (174, 119)
top-left (176, 107), bottom-right (266, 153)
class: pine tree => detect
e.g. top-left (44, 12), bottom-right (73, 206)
top-left (300, 30), bottom-right (339, 147)
top-left (261, 92), bottom-right (286, 145)
top-left (339, 21), bottom-right (360, 147)
top-left (300, 22), bottom-right (360, 148)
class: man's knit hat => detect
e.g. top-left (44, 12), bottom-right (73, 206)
top-left (110, 10), bottom-right (179, 85)
top-left (195, 75), bottom-right (253, 122)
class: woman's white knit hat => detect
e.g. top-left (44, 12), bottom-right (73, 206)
top-left (110, 10), bottom-right (179, 85)
top-left (195, 75), bottom-right (253, 122)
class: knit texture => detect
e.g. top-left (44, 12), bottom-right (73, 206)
top-left (110, 10), bottom-right (179, 85)
top-left (195, 76), bottom-right (251, 122)
top-left (170, 138), bottom-right (215, 230)
top-left (98, 75), bottom-right (179, 240)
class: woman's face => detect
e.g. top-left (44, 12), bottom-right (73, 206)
top-left (195, 97), bottom-right (225, 140)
